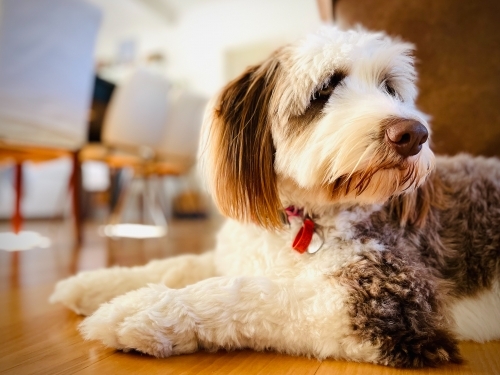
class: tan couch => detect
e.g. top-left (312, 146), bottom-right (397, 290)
top-left (334, 0), bottom-right (500, 156)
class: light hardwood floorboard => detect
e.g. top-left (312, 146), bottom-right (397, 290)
top-left (1, 218), bottom-right (499, 375)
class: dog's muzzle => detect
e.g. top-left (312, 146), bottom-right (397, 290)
top-left (386, 120), bottom-right (428, 158)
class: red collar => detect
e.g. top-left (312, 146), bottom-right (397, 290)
top-left (285, 206), bottom-right (317, 254)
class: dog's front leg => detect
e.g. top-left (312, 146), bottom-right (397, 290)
top-left (50, 251), bottom-right (215, 315)
top-left (79, 276), bottom-right (379, 362)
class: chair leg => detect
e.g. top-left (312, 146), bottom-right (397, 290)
top-left (10, 162), bottom-right (23, 283)
top-left (70, 151), bottom-right (83, 245)
top-left (12, 162), bottom-right (23, 234)
top-left (108, 167), bottom-right (133, 226)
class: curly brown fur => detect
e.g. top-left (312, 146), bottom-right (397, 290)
top-left (335, 249), bottom-right (462, 367)
top-left (356, 155), bottom-right (500, 298)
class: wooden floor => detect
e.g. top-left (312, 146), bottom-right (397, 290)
top-left (1, 217), bottom-right (499, 375)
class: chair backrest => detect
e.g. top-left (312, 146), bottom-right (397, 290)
top-left (157, 89), bottom-right (208, 168)
top-left (0, 0), bottom-right (101, 150)
top-left (102, 68), bottom-right (170, 152)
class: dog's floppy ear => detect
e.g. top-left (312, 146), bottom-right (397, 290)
top-left (203, 57), bottom-right (283, 230)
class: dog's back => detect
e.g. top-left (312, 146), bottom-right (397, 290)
top-left (434, 155), bottom-right (500, 341)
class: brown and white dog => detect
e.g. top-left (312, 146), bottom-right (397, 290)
top-left (51, 26), bottom-right (500, 368)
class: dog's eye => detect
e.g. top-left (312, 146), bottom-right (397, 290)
top-left (384, 81), bottom-right (397, 98)
top-left (313, 72), bottom-right (346, 102)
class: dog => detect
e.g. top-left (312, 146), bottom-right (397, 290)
top-left (50, 26), bottom-right (500, 368)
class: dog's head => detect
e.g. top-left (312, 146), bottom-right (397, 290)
top-left (201, 27), bottom-right (435, 229)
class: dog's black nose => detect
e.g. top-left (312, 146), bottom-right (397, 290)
top-left (386, 120), bottom-right (428, 158)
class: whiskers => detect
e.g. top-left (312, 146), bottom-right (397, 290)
top-left (327, 146), bottom-right (425, 201)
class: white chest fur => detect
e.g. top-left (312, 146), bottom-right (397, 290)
top-left (213, 205), bottom-right (384, 281)
top-left (451, 279), bottom-right (500, 342)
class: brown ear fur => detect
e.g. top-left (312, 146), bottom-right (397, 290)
top-left (208, 57), bottom-right (283, 229)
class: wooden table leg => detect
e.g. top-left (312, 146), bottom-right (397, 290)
top-left (70, 151), bottom-right (83, 245)
top-left (10, 162), bottom-right (23, 285)
top-left (12, 162), bottom-right (23, 234)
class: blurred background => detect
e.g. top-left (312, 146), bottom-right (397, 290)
top-left (0, 0), bottom-right (321, 220)
top-left (0, 0), bottom-right (324, 275)
top-left (0, 0), bottom-right (498, 275)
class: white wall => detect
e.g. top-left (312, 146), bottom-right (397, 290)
top-left (161, 0), bottom-right (321, 96)
top-left (91, 0), bottom-right (321, 96)
top-left (87, 0), bottom-right (169, 62)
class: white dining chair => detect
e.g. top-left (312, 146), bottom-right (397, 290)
top-left (100, 67), bottom-right (171, 239)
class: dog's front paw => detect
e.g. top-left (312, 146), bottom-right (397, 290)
top-left (50, 267), bottom-right (149, 315)
top-left (79, 284), bottom-right (198, 357)
top-left (50, 272), bottom-right (104, 315)
top-left (379, 328), bottom-right (463, 368)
